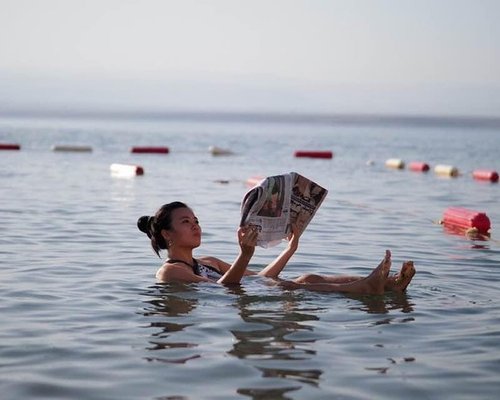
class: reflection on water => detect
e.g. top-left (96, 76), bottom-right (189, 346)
top-left (139, 282), bottom-right (421, 398)
top-left (346, 291), bottom-right (415, 316)
top-left (226, 285), bottom-right (323, 388)
top-left (141, 284), bottom-right (201, 364)
top-left (236, 386), bottom-right (301, 400)
top-left (141, 283), bottom-right (327, 396)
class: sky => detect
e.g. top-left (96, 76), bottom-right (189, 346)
top-left (1, 0), bottom-right (499, 116)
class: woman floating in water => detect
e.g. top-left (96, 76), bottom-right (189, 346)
top-left (137, 202), bottom-right (415, 295)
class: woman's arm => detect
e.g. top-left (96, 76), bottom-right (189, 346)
top-left (258, 224), bottom-right (300, 279)
top-left (217, 226), bottom-right (258, 284)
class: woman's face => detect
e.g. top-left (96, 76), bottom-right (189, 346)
top-left (164, 207), bottom-right (202, 249)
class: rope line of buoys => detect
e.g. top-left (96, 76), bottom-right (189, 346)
top-left (3, 141), bottom-right (498, 185)
top-left (384, 158), bottom-right (497, 183)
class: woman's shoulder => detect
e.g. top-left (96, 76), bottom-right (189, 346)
top-left (156, 262), bottom-right (193, 282)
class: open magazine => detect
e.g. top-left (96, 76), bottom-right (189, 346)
top-left (240, 172), bottom-right (328, 248)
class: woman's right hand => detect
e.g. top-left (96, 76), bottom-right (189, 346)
top-left (238, 225), bottom-right (258, 256)
top-left (286, 223), bottom-right (301, 253)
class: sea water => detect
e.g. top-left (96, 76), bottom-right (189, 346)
top-left (1, 115), bottom-right (499, 399)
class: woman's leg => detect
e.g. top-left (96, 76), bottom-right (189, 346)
top-left (288, 250), bottom-right (392, 295)
top-left (299, 260), bottom-right (416, 293)
top-left (384, 261), bottom-right (415, 292)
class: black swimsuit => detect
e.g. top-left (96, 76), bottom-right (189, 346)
top-left (167, 258), bottom-right (222, 281)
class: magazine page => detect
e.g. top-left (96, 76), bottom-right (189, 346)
top-left (240, 172), bottom-right (328, 248)
top-left (289, 172), bottom-right (328, 235)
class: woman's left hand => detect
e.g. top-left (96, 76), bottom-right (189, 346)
top-left (238, 225), bottom-right (258, 255)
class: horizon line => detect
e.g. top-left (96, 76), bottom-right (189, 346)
top-left (1, 107), bottom-right (500, 129)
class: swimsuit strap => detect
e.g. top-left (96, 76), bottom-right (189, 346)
top-left (166, 258), bottom-right (221, 277)
top-left (166, 258), bottom-right (199, 275)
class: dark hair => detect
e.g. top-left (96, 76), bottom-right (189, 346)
top-left (137, 201), bottom-right (189, 257)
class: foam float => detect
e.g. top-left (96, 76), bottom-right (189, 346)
top-left (246, 176), bottom-right (264, 187)
top-left (110, 163), bottom-right (144, 177)
top-left (294, 150), bottom-right (333, 159)
top-left (442, 207), bottom-right (491, 235)
top-left (209, 145), bottom-right (233, 156)
top-left (385, 158), bottom-right (405, 169)
top-left (0, 143), bottom-right (21, 150)
top-left (131, 146), bottom-right (169, 154)
top-left (472, 169), bottom-right (499, 183)
top-left (434, 164), bottom-right (459, 177)
top-left (408, 161), bottom-right (430, 172)
top-left (52, 145), bottom-right (93, 152)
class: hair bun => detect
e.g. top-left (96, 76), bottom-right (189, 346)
top-left (137, 215), bottom-right (153, 237)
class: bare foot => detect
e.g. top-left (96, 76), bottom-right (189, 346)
top-left (385, 261), bottom-right (415, 292)
top-left (361, 250), bottom-right (392, 295)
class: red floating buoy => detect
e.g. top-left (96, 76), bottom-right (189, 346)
top-left (472, 169), bottom-right (499, 183)
top-left (408, 161), bottom-right (430, 172)
top-left (294, 150), bottom-right (333, 159)
top-left (131, 146), bottom-right (169, 154)
top-left (0, 143), bottom-right (21, 150)
top-left (442, 207), bottom-right (491, 234)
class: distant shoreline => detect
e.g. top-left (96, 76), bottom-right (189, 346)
top-left (1, 108), bottom-right (500, 129)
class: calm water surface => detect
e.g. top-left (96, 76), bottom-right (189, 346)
top-left (1, 116), bottom-right (499, 399)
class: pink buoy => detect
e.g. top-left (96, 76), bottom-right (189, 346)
top-left (131, 146), bottom-right (169, 154)
top-left (442, 207), bottom-right (491, 234)
top-left (0, 143), bottom-right (21, 150)
top-left (472, 169), bottom-right (499, 183)
top-left (246, 176), bottom-right (264, 187)
top-left (408, 161), bottom-right (430, 172)
top-left (294, 150), bottom-right (333, 159)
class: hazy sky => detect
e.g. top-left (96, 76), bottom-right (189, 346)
top-left (1, 0), bottom-right (499, 115)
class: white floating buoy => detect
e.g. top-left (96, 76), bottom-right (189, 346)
top-left (52, 145), bottom-right (93, 152)
top-left (110, 163), bottom-right (144, 177)
top-left (209, 145), bottom-right (233, 156)
top-left (385, 158), bottom-right (405, 169)
top-left (434, 164), bottom-right (459, 177)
